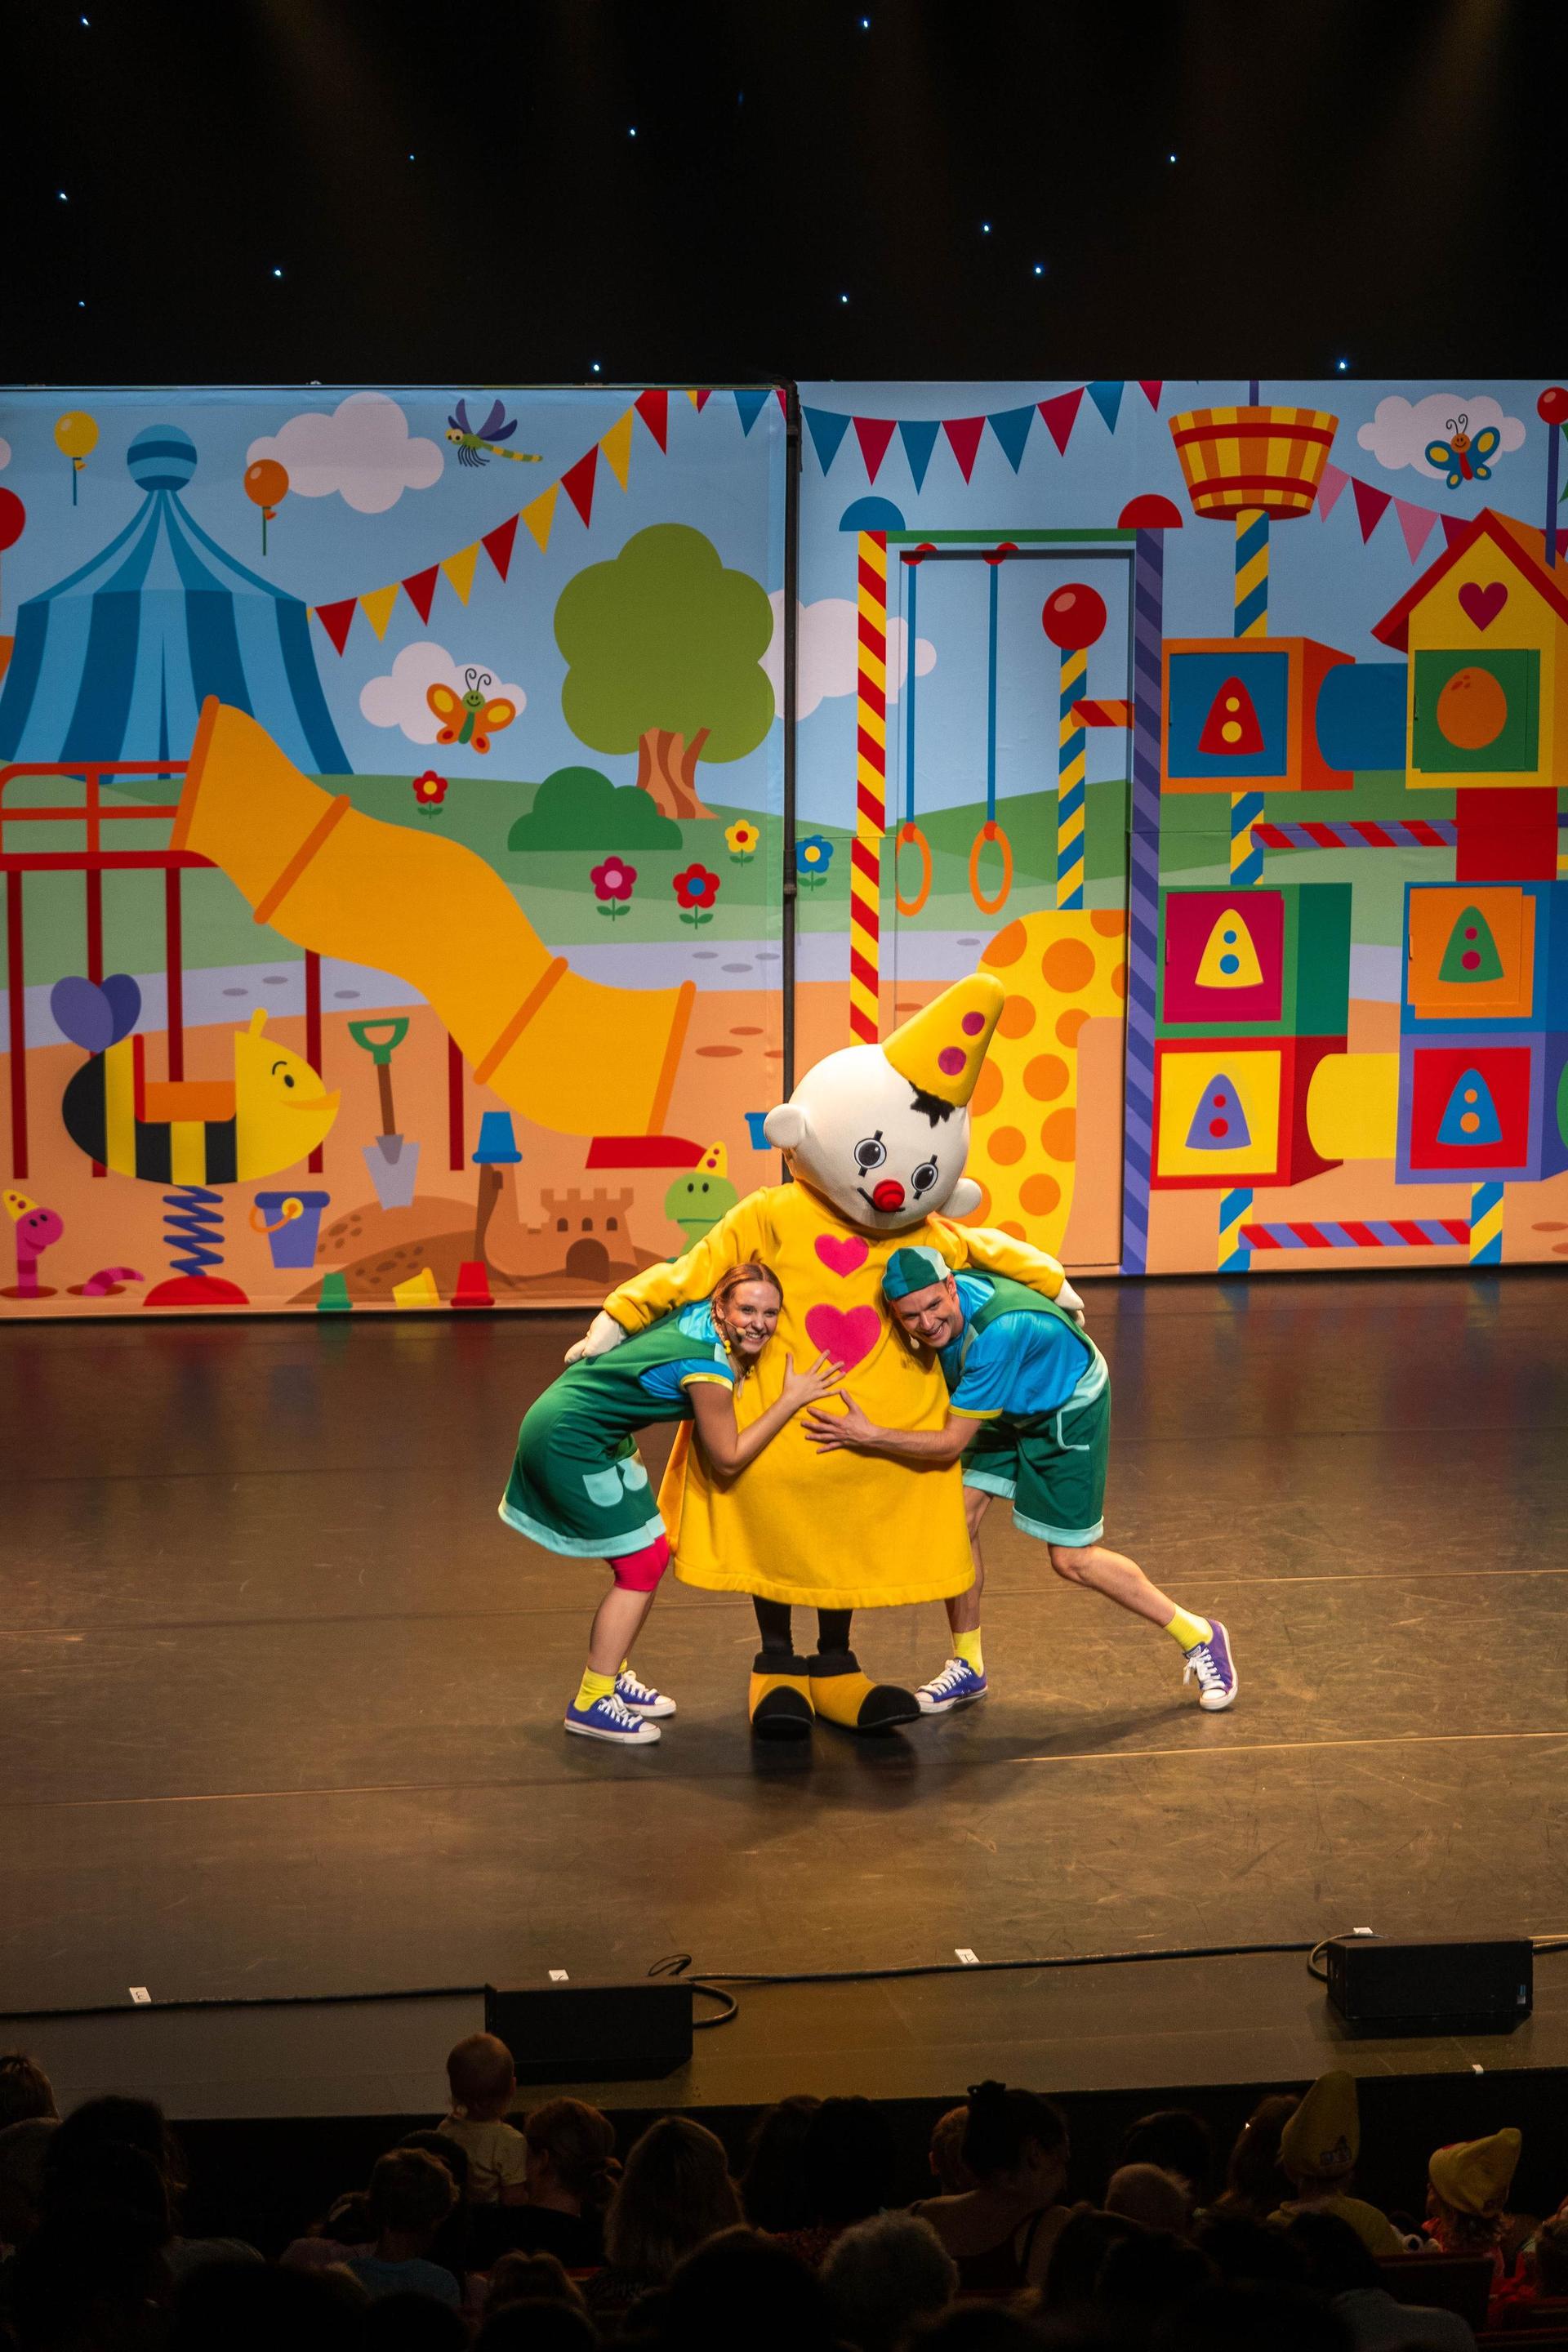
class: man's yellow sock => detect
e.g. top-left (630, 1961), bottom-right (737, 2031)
top-left (955, 1628), bottom-right (984, 1675)
top-left (574, 1667), bottom-right (617, 1711)
top-left (1165, 1606), bottom-right (1212, 1652)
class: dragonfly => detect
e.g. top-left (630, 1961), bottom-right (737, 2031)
top-left (445, 399), bottom-right (541, 469)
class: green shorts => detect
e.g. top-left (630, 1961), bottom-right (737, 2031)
top-left (960, 1358), bottom-right (1110, 1548)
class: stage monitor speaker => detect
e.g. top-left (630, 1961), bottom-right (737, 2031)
top-left (484, 1980), bottom-right (693, 2084)
top-left (1324, 1935), bottom-right (1532, 2035)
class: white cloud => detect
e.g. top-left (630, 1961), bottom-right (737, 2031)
top-left (1356, 393), bottom-right (1526, 479)
top-left (247, 391), bottom-right (443, 514)
top-left (0, 439), bottom-right (11, 470)
top-left (762, 592), bottom-right (935, 721)
top-left (359, 640), bottom-right (525, 745)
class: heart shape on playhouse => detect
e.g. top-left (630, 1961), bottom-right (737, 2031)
top-left (814, 1233), bottom-right (870, 1278)
top-left (1458, 581), bottom-right (1508, 631)
top-left (804, 1303), bottom-right (883, 1371)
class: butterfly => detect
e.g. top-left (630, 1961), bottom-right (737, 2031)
top-left (1425, 412), bottom-right (1502, 490)
top-left (425, 667), bottom-right (517, 754)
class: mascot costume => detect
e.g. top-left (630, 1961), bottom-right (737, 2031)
top-left (567, 973), bottom-right (1083, 1736)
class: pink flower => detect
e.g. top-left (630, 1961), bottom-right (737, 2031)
top-left (591, 858), bottom-right (637, 902)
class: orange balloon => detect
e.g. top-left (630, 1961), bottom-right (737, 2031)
top-left (244, 459), bottom-right (289, 510)
top-left (1437, 666), bottom-right (1508, 753)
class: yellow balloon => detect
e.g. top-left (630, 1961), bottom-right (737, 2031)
top-left (55, 411), bottom-right (100, 461)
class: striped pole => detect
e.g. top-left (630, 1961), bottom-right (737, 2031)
top-left (1468, 1181), bottom-right (1503, 1265)
top-left (1056, 645), bottom-right (1087, 907)
top-left (850, 529), bottom-right (888, 1042)
top-left (1219, 506), bottom-right (1270, 1272)
top-left (1120, 529), bottom-right (1166, 1275)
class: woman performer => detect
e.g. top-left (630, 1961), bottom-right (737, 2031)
top-left (500, 1264), bottom-right (840, 1746)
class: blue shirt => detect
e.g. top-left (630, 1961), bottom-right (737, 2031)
top-left (345, 2256), bottom-right (461, 2308)
top-left (634, 1302), bottom-right (737, 1407)
top-left (938, 1272), bottom-right (1094, 1422)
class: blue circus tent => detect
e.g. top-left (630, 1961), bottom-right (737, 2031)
top-left (0, 425), bottom-right (350, 773)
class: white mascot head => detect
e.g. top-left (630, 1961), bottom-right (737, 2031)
top-left (763, 973), bottom-right (1004, 1232)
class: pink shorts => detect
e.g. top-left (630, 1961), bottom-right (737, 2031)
top-left (612, 1535), bottom-right (670, 1592)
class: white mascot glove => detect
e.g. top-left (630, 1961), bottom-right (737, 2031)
top-left (1056, 1279), bottom-right (1086, 1327)
top-left (564, 1310), bottom-right (628, 1365)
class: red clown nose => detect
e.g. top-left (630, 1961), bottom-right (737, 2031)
top-left (871, 1179), bottom-right (906, 1212)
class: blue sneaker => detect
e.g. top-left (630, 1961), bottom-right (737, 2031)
top-left (915, 1656), bottom-right (988, 1714)
top-left (1183, 1619), bottom-right (1237, 1711)
top-left (616, 1667), bottom-right (676, 1719)
top-left (564, 1690), bottom-right (662, 1745)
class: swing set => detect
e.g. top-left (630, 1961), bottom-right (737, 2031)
top-left (893, 529), bottom-right (1134, 920)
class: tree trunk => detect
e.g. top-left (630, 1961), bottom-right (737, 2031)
top-left (635, 726), bottom-right (715, 820)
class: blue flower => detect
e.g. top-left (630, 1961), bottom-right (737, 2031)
top-left (795, 834), bottom-right (835, 886)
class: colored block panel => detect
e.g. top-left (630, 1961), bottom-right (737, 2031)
top-left (1153, 1036), bottom-right (1342, 1189)
top-left (1405, 885), bottom-right (1534, 1021)
top-left (1162, 637), bottom-right (1352, 794)
top-left (1159, 883), bottom-right (1351, 1040)
top-left (1396, 1032), bottom-right (1544, 1182)
top-left (1313, 659), bottom-right (1408, 772)
top-left (1411, 648), bottom-right (1539, 775)
top-left (1162, 891), bottom-right (1284, 1024)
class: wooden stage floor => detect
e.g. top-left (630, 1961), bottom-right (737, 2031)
top-left (4, 1271), bottom-right (1567, 2114)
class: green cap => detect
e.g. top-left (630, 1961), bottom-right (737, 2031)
top-left (882, 1244), bottom-right (951, 1301)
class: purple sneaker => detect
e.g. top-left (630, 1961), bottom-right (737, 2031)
top-left (1182, 1619), bottom-right (1237, 1711)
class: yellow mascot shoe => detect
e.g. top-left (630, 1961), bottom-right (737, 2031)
top-left (749, 1656), bottom-right (814, 1740)
top-left (808, 1649), bottom-right (921, 1733)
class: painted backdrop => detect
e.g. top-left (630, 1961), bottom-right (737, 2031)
top-left (0, 385), bottom-right (786, 1313)
top-left (2, 377), bottom-right (1566, 1314)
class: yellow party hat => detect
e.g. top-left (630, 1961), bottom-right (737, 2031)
top-left (3, 1190), bottom-right (38, 1223)
top-left (696, 1141), bottom-right (728, 1178)
top-left (1280, 2071), bottom-right (1359, 2180)
top-left (1429, 2128), bottom-right (1521, 2216)
top-left (884, 973), bottom-right (1004, 1108)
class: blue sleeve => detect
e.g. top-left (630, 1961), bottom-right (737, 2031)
top-left (638, 1352), bottom-right (735, 1406)
top-left (950, 1313), bottom-right (1089, 1419)
top-left (947, 1321), bottom-right (1017, 1419)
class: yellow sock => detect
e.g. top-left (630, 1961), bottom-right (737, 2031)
top-left (1165, 1606), bottom-right (1212, 1651)
top-left (955, 1628), bottom-right (984, 1674)
top-left (574, 1667), bottom-right (617, 1711)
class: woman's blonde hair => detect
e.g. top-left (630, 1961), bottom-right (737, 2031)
top-left (603, 2115), bottom-right (744, 2279)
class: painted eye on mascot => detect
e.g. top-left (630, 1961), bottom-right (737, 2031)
top-left (853, 1134), bottom-right (888, 1172)
top-left (911, 1158), bottom-right (939, 1197)
top-left (271, 1060), bottom-right (296, 1091)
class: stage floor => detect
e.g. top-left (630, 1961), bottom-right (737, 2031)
top-left (5, 1271), bottom-right (1567, 2106)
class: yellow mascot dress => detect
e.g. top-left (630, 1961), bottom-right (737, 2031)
top-left (577, 975), bottom-right (1078, 1734)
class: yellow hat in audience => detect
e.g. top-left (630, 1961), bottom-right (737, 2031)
top-left (1281, 2071), bottom-right (1360, 2179)
top-left (1429, 2128), bottom-right (1521, 2216)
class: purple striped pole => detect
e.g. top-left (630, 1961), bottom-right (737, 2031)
top-left (1120, 528), bottom-right (1165, 1275)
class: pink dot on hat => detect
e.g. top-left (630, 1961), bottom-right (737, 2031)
top-left (938, 1047), bottom-right (966, 1076)
top-left (961, 1011), bottom-right (985, 1035)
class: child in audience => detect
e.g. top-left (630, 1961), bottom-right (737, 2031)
top-left (436, 2034), bottom-right (528, 2203)
top-left (1423, 2128), bottom-right (1522, 2277)
top-left (346, 2148), bottom-right (461, 2309)
top-left (1492, 2212), bottom-right (1568, 2328)
top-left (1269, 2073), bottom-right (1404, 2256)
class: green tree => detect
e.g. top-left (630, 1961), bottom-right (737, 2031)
top-left (555, 523), bottom-right (774, 820)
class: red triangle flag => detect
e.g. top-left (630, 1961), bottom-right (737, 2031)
top-left (1139, 380), bottom-right (1163, 410)
top-left (853, 416), bottom-right (898, 482)
top-left (943, 416), bottom-right (987, 482)
top-left (561, 445), bottom-right (599, 526)
top-left (634, 389), bottom-right (668, 451)
top-left (1350, 474), bottom-right (1391, 544)
top-left (694, 389), bottom-right (712, 412)
top-left (482, 514), bottom-right (519, 582)
top-left (1440, 514), bottom-right (1475, 552)
top-left (314, 598), bottom-right (357, 656)
top-left (775, 385), bottom-right (789, 415)
top-left (401, 566), bottom-right (440, 625)
top-left (1038, 387), bottom-right (1084, 457)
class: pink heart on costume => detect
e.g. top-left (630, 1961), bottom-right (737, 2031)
top-left (1459, 581), bottom-right (1508, 631)
top-left (815, 1233), bottom-right (869, 1278)
top-left (804, 1302), bottom-right (882, 1371)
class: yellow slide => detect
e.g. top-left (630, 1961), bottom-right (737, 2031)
top-left (174, 700), bottom-right (695, 1139)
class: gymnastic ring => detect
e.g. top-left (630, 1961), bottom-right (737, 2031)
top-left (894, 820), bottom-right (933, 916)
top-left (969, 821), bottom-right (1013, 915)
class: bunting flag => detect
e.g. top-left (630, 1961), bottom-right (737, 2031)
top-left (1351, 475), bottom-right (1392, 543)
top-left (359, 583), bottom-right (400, 641)
top-left (1316, 460), bottom-right (1350, 518)
top-left (801, 378), bottom-right (1148, 482)
top-left (734, 388), bottom-right (770, 438)
top-left (308, 388), bottom-right (713, 653)
top-left (1396, 498), bottom-right (1438, 564)
top-left (1315, 459), bottom-right (1522, 564)
top-left (693, 389), bottom-right (713, 411)
top-left (599, 408), bottom-right (635, 489)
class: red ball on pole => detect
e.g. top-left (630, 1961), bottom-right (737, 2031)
top-left (1536, 387), bottom-right (1568, 425)
top-left (0, 488), bottom-right (25, 554)
top-left (1041, 582), bottom-right (1107, 651)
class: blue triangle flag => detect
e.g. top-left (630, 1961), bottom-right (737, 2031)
top-left (804, 407), bottom-right (852, 472)
top-left (987, 404), bottom-right (1036, 473)
top-left (1086, 381), bottom-right (1125, 434)
top-left (1437, 1067), bottom-right (1504, 1149)
top-left (1184, 1073), bottom-right (1252, 1152)
top-left (898, 418), bottom-right (940, 492)
top-left (733, 388), bottom-right (770, 438)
